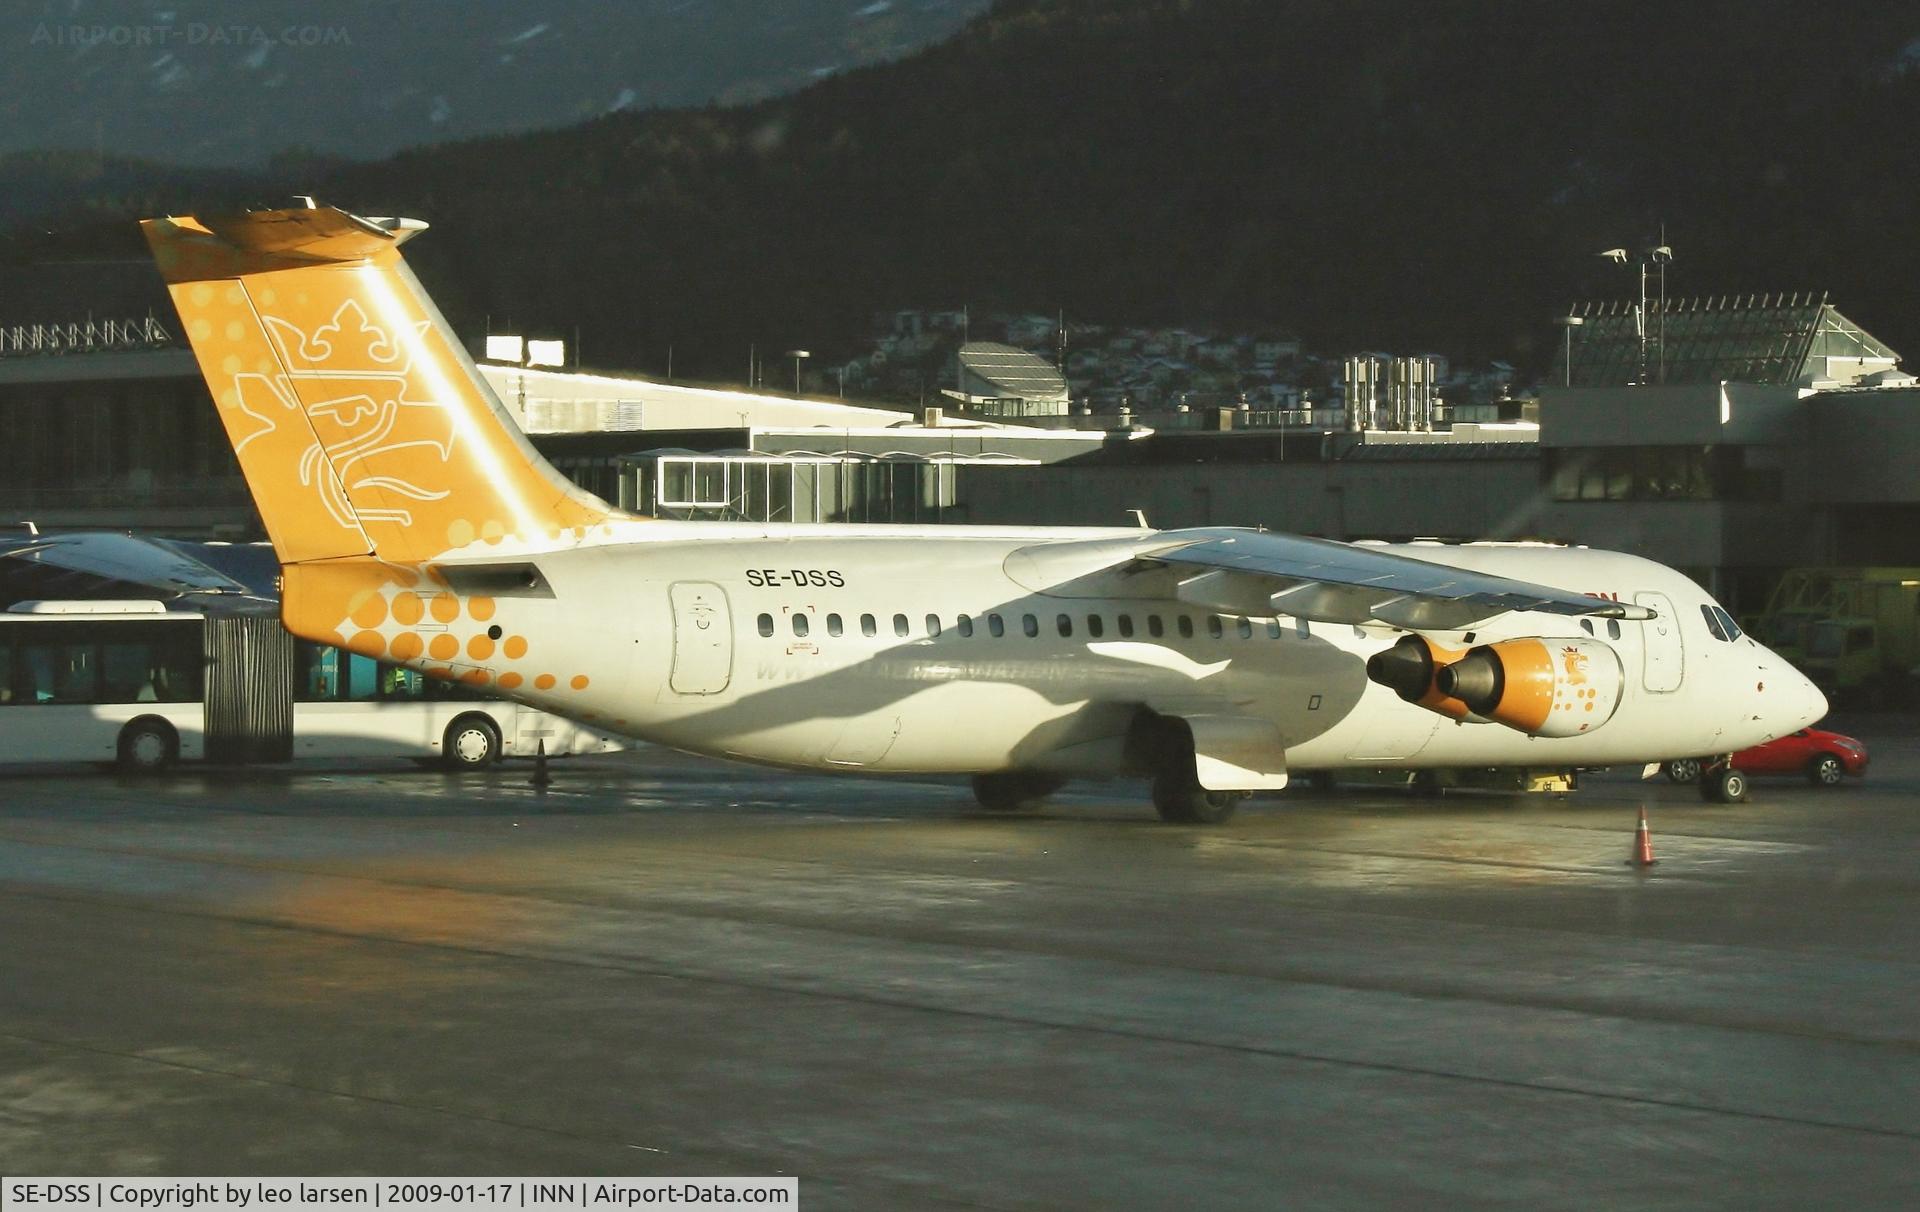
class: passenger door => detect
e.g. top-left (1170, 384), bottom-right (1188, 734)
top-left (668, 581), bottom-right (734, 695)
top-left (1634, 591), bottom-right (1684, 693)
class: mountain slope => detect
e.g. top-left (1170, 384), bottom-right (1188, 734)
top-left (13, 0), bottom-right (1920, 381)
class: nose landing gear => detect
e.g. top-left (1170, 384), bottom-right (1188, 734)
top-left (1698, 759), bottom-right (1748, 803)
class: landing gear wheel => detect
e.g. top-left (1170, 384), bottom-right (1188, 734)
top-left (1664, 758), bottom-right (1701, 784)
top-left (442, 715), bottom-right (501, 769)
top-left (971, 772), bottom-right (1064, 812)
top-left (1807, 754), bottom-right (1845, 787)
top-left (116, 721), bottom-right (177, 773)
top-left (1151, 777), bottom-right (1245, 824)
top-left (1700, 767), bottom-right (1748, 804)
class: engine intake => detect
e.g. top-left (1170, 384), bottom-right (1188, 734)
top-left (1434, 637), bottom-right (1624, 737)
top-left (1365, 634), bottom-right (1478, 721)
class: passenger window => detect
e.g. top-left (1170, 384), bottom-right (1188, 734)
top-left (827, 613), bottom-right (844, 637)
top-left (861, 613), bottom-right (877, 637)
top-left (1207, 616), bottom-right (1224, 639)
top-left (1087, 614), bottom-right (1105, 638)
top-left (792, 614), bottom-right (810, 638)
top-left (1177, 616), bottom-right (1195, 639)
top-left (1148, 615), bottom-right (1165, 638)
top-left (958, 614), bottom-right (974, 637)
top-left (1266, 619), bottom-right (1282, 639)
top-left (1236, 618), bottom-right (1253, 639)
top-left (1056, 614), bottom-right (1073, 637)
top-left (757, 613), bottom-right (774, 637)
top-left (925, 614), bottom-right (941, 637)
top-left (1580, 619), bottom-right (1595, 636)
top-left (1022, 614), bottom-right (1039, 638)
top-left (1607, 619), bottom-right (1621, 640)
top-left (1118, 614), bottom-right (1135, 638)
top-left (893, 613), bottom-right (909, 638)
top-left (989, 613), bottom-right (1005, 637)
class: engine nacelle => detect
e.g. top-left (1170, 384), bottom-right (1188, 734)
top-left (1365, 634), bottom-right (1480, 721)
top-left (1434, 637), bottom-right (1624, 737)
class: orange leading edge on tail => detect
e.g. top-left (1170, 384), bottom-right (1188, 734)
top-left (142, 204), bottom-right (616, 686)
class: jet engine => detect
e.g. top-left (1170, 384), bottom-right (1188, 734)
top-left (1365, 634), bottom-right (1481, 721)
top-left (1433, 637), bottom-right (1624, 737)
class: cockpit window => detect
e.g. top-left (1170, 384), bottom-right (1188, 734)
top-left (1701, 604), bottom-right (1728, 641)
top-left (1700, 604), bottom-right (1743, 643)
top-left (1714, 607), bottom-right (1743, 641)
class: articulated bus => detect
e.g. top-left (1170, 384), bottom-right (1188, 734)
top-left (0, 600), bottom-right (620, 771)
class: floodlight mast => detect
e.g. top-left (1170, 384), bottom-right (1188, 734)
top-left (1596, 240), bottom-right (1675, 385)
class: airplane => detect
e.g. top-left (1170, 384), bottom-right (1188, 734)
top-left (139, 202), bottom-right (1825, 821)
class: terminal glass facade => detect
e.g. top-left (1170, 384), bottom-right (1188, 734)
top-left (629, 454), bottom-right (963, 523)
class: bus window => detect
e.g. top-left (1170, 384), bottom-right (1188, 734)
top-left (17, 642), bottom-right (94, 704)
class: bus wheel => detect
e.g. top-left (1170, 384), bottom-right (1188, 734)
top-left (442, 716), bottom-right (501, 769)
top-left (117, 720), bottom-right (178, 774)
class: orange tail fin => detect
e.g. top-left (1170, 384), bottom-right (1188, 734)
top-left (142, 203), bottom-right (613, 566)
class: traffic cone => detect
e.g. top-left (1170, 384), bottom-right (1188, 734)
top-left (530, 739), bottom-right (552, 790)
top-left (1626, 806), bottom-right (1656, 867)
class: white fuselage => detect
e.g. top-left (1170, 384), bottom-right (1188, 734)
top-left (443, 522), bottom-right (1823, 778)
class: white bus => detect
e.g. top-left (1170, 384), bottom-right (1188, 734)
top-left (0, 600), bottom-right (621, 772)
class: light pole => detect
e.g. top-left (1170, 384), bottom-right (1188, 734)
top-left (787, 349), bottom-right (810, 396)
top-left (1556, 315), bottom-right (1584, 387)
top-left (1598, 243), bottom-right (1673, 385)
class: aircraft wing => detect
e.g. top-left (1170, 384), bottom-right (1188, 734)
top-left (1010, 528), bottom-right (1654, 631)
top-left (1139, 530), bottom-right (1653, 630)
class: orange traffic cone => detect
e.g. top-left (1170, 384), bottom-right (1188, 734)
top-left (1626, 806), bottom-right (1656, 867)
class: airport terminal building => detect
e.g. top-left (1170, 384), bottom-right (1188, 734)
top-left (4, 263), bottom-right (1916, 615)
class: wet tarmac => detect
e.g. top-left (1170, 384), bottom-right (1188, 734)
top-left (2, 719), bottom-right (1918, 1208)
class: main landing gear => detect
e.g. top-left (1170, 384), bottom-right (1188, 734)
top-left (971, 771), bottom-right (1064, 812)
top-left (1130, 711), bottom-right (1251, 824)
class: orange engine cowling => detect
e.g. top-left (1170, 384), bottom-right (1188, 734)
top-left (1433, 637), bottom-right (1625, 737)
top-left (1365, 634), bottom-right (1480, 721)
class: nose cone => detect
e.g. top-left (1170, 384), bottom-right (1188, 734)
top-left (1795, 670), bottom-right (1829, 732)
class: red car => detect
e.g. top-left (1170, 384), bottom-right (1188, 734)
top-left (1664, 728), bottom-right (1869, 788)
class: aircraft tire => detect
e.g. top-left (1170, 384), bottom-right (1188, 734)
top-left (1702, 767), bottom-right (1749, 804)
top-left (971, 772), bottom-right (1063, 811)
top-left (1151, 776), bottom-right (1244, 825)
